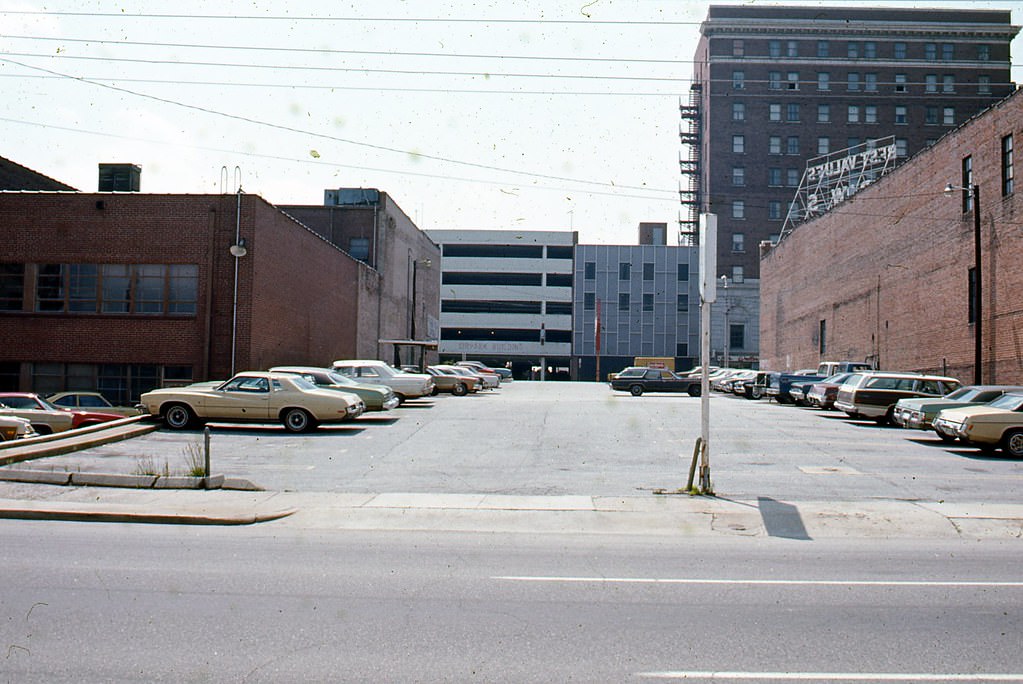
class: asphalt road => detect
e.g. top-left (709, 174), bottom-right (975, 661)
top-left (25, 382), bottom-right (1023, 504)
top-left (2, 521), bottom-right (1021, 683)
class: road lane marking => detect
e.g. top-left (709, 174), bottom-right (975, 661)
top-left (637, 672), bottom-right (1023, 681)
top-left (493, 576), bottom-right (1023, 587)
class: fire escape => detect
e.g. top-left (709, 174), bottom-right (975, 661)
top-left (678, 83), bottom-right (702, 246)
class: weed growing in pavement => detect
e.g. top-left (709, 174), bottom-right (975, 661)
top-left (134, 454), bottom-right (169, 477)
top-left (182, 439), bottom-right (207, 478)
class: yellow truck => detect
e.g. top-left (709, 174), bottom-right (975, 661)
top-left (633, 357), bottom-right (675, 371)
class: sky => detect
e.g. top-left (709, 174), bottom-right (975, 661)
top-left (2, 0), bottom-right (1021, 245)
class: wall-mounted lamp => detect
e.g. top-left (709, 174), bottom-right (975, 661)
top-left (229, 237), bottom-right (248, 258)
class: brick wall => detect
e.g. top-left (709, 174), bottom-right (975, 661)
top-left (760, 90), bottom-right (1023, 384)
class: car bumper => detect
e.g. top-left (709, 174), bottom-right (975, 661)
top-left (382, 395), bottom-right (401, 410)
top-left (933, 417), bottom-right (965, 439)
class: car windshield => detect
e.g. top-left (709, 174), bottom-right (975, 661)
top-left (824, 373), bottom-right (851, 384)
top-left (986, 394), bottom-right (1023, 411)
top-left (289, 376), bottom-right (318, 391)
top-left (324, 370), bottom-right (359, 386)
top-left (944, 387), bottom-right (976, 401)
top-left (617, 368), bottom-right (646, 378)
top-left (0, 395), bottom-right (47, 410)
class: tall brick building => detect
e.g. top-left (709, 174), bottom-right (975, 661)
top-left (0, 163), bottom-right (438, 401)
top-left (760, 88), bottom-right (1023, 385)
top-left (687, 6), bottom-right (1020, 363)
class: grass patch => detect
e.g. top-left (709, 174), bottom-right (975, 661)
top-left (182, 438), bottom-right (207, 478)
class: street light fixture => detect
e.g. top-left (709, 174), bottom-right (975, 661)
top-left (943, 182), bottom-right (982, 384)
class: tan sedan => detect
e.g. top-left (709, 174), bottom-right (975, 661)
top-left (0, 394), bottom-right (74, 434)
top-left (139, 371), bottom-right (364, 433)
top-left (47, 391), bottom-right (142, 417)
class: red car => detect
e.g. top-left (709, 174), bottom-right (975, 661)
top-left (0, 392), bottom-right (124, 433)
top-left (804, 373), bottom-right (854, 409)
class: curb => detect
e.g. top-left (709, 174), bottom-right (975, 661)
top-left (0, 504), bottom-right (296, 526)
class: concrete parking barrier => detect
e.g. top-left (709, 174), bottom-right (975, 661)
top-left (70, 473), bottom-right (158, 488)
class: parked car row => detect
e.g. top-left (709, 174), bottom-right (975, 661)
top-left (731, 365), bottom-right (1023, 458)
top-left (137, 359), bottom-right (506, 433)
top-left (0, 392), bottom-right (127, 437)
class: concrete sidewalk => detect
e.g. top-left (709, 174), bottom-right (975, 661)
top-left (2, 482), bottom-right (1023, 539)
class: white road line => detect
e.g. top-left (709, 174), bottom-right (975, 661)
top-left (637, 672), bottom-right (1023, 681)
top-left (493, 576), bottom-right (1023, 587)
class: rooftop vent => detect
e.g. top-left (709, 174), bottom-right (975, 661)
top-left (98, 164), bottom-right (141, 192)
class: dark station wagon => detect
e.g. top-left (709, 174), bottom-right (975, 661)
top-left (834, 371), bottom-right (961, 425)
top-left (609, 368), bottom-right (702, 397)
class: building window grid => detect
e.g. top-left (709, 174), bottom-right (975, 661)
top-left (34, 263), bottom-right (198, 315)
top-left (1002, 134), bottom-right (1014, 197)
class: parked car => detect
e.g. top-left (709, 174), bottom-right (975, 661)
top-left (0, 415), bottom-right (36, 441)
top-left (437, 364), bottom-right (497, 390)
top-left (140, 371), bottom-right (364, 432)
top-left (932, 392), bottom-right (1023, 457)
top-left (0, 392), bottom-right (122, 433)
top-left (425, 366), bottom-right (475, 396)
top-left (46, 390), bottom-right (142, 417)
top-left (455, 361), bottom-right (504, 385)
top-left (816, 361), bottom-right (874, 376)
top-left (270, 366), bottom-right (398, 412)
top-left (331, 360), bottom-right (434, 403)
top-left (834, 372), bottom-right (961, 425)
top-left (764, 370), bottom-right (824, 404)
top-left (893, 385), bottom-right (1023, 438)
top-left (722, 370), bottom-right (757, 394)
top-left (805, 373), bottom-right (854, 409)
top-left (609, 368), bottom-right (702, 396)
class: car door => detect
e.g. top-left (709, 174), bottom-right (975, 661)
top-left (208, 376), bottom-right (272, 420)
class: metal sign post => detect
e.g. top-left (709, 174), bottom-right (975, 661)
top-left (697, 214), bottom-right (717, 493)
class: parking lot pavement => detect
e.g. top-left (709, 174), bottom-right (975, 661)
top-left (1, 381), bottom-right (1023, 533)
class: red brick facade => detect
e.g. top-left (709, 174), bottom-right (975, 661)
top-left (760, 90), bottom-right (1023, 384)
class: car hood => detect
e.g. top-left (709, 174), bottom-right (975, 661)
top-left (936, 405), bottom-right (1016, 422)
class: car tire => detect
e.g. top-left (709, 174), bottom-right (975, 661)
top-left (629, 384), bottom-right (644, 396)
top-left (936, 431), bottom-right (957, 443)
top-left (452, 383), bottom-right (468, 397)
top-left (1001, 429), bottom-right (1023, 458)
top-left (688, 385), bottom-right (701, 397)
top-left (282, 408), bottom-right (315, 433)
top-left (750, 387), bottom-right (763, 400)
top-left (163, 403), bottom-right (195, 430)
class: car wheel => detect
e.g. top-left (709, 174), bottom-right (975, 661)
top-left (32, 424), bottom-right (53, 435)
top-left (688, 385), bottom-right (701, 397)
top-left (936, 431), bottom-right (957, 443)
top-left (163, 403), bottom-right (195, 430)
top-left (629, 384), bottom-right (644, 396)
top-left (1001, 429), bottom-right (1023, 458)
top-left (750, 387), bottom-right (763, 400)
top-left (452, 383), bottom-right (468, 397)
top-left (431, 386), bottom-right (440, 396)
top-left (282, 408), bottom-right (315, 433)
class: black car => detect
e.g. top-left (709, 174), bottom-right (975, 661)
top-left (609, 368), bottom-right (702, 397)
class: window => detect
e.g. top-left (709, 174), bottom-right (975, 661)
top-left (786, 136), bottom-right (799, 155)
top-left (787, 169), bottom-right (800, 187)
top-left (768, 167), bottom-right (782, 186)
top-left (729, 324), bottom-right (745, 350)
top-left (925, 74), bottom-right (938, 93)
top-left (895, 138), bottom-right (907, 158)
top-left (894, 42), bottom-right (907, 59)
top-left (864, 105), bottom-right (877, 124)
top-left (769, 136), bottom-right (781, 154)
top-left (619, 262), bottom-right (631, 280)
top-left (732, 135), bottom-right (745, 153)
top-left (732, 71), bottom-right (745, 89)
top-left (769, 103), bottom-right (782, 122)
top-left (546, 273), bottom-right (572, 287)
top-left (968, 267), bottom-right (977, 324)
top-left (943, 107), bottom-right (955, 126)
top-left (817, 72), bottom-right (830, 91)
top-left (732, 233), bottom-right (745, 253)
top-left (348, 238), bottom-right (370, 261)
top-left (443, 244), bottom-right (542, 258)
top-left (942, 75), bottom-right (954, 93)
top-left (1002, 134), bottom-right (1014, 196)
top-left (618, 293), bottom-right (630, 311)
top-left (925, 106), bottom-right (938, 125)
top-left (962, 155), bottom-right (973, 213)
top-left (443, 272), bottom-right (542, 286)
top-left (768, 71), bottom-right (781, 90)
top-left (546, 301), bottom-right (572, 315)
top-left (847, 105), bottom-right (860, 123)
top-left (769, 40), bottom-right (781, 58)
top-left (676, 294), bottom-right (689, 312)
top-left (642, 293), bottom-right (654, 312)
top-left (786, 72), bottom-right (799, 90)
top-left (942, 43), bottom-right (954, 61)
top-left (584, 292), bottom-right (595, 310)
top-left (817, 40), bottom-right (829, 58)
top-left (0, 264), bottom-right (24, 311)
top-left (895, 74), bottom-right (907, 92)
top-left (786, 40), bottom-right (798, 57)
top-left (677, 263), bottom-right (689, 281)
top-left (547, 245), bottom-right (573, 259)
top-left (925, 43), bottom-right (937, 60)
top-left (847, 137), bottom-right (860, 148)
top-left (676, 343), bottom-right (689, 357)
top-left (443, 300), bottom-right (542, 314)
top-left (865, 73), bottom-right (877, 91)
top-left (817, 104), bottom-right (830, 123)
top-left (864, 42), bottom-right (877, 59)
top-left (584, 261), bottom-right (595, 279)
top-left (847, 42), bottom-right (859, 59)
top-left (786, 103), bottom-right (800, 122)
top-left (731, 200), bottom-right (745, 219)
top-left (732, 102), bottom-right (746, 121)
top-left (817, 137), bottom-right (830, 155)
top-left (847, 72), bottom-right (860, 91)
top-left (732, 166), bottom-right (745, 186)
top-left (101, 264), bottom-right (130, 313)
top-left (819, 320), bottom-right (827, 354)
top-left (731, 266), bottom-right (744, 283)
top-left (978, 44), bottom-right (990, 61)
top-left (768, 201), bottom-right (782, 220)
top-left (643, 262), bottom-right (654, 280)
top-left (732, 39), bottom-right (745, 57)
top-left (978, 75), bottom-right (991, 95)
top-left (34, 263), bottom-right (196, 315)
top-left (895, 106), bottom-right (907, 124)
